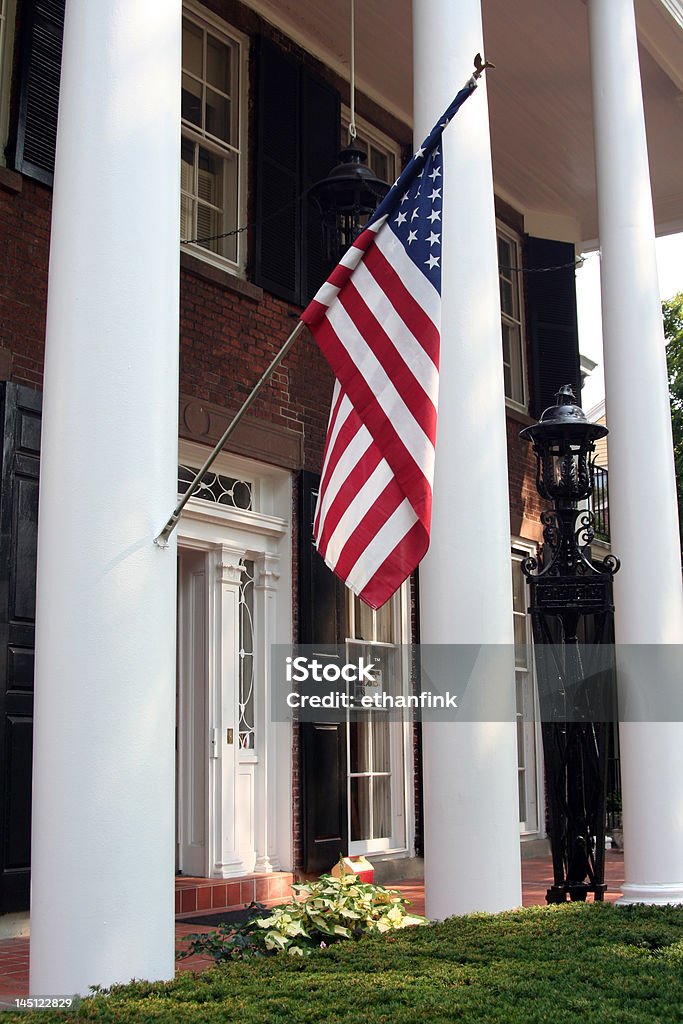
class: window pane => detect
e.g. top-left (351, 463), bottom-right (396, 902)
top-left (182, 73), bottom-right (202, 128)
top-left (372, 716), bottom-right (390, 773)
top-left (369, 146), bottom-right (389, 183)
top-left (511, 560), bottom-right (525, 613)
top-left (508, 323), bottom-right (524, 403)
top-left (373, 776), bottom-right (391, 838)
top-left (354, 595), bottom-right (374, 641)
top-left (206, 88), bottom-right (231, 143)
top-left (197, 147), bottom-right (223, 204)
top-left (181, 138), bottom-right (195, 191)
top-left (180, 195), bottom-right (194, 241)
top-left (206, 34), bottom-right (231, 93)
top-left (350, 777), bottom-right (371, 841)
top-left (500, 276), bottom-right (514, 315)
top-left (375, 599), bottom-right (393, 643)
top-left (349, 719), bottom-right (371, 774)
top-left (182, 19), bottom-right (203, 77)
top-left (518, 768), bottom-right (527, 823)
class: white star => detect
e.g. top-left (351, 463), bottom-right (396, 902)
top-left (407, 230), bottom-right (418, 245)
top-left (427, 209), bottom-right (441, 223)
top-left (428, 188), bottom-right (441, 201)
top-left (395, 211), bottom-right (407, 226)
top-left (400, 192), bottom-right (409, 205)
top-left (426, 231), bottom-right (441, 246)
top-left (415, 145), bottom-right (425, 159)
top-left (429, 166), bottom-right (442, 181)
top-left (425, 254), bottom-right (440, 270)
top-left (411, 207), bottom-right (420, 221)
top-left (433, 146), bottom-right (440, 157)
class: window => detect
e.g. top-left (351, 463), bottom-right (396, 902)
top-left (345, 589), bottom-right (408, 855)
top-left (498, 224), bottom-right (527, 409)
top-left (340, 108), bottom-right (401, 187)
top-left (181, 7), bottom-right (246, 272)
top-left (512, 546), bottom-right (541, 835)
top-left (0, 0), bottom-right (16, 164)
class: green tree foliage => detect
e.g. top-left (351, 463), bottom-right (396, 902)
top-left (663, 292), bottom-right (683, 556)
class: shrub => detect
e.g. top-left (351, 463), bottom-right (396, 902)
top-left (180, 870), bottom-right (427, 960)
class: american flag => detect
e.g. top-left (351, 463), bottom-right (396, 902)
top-left (302, 80), bottom-right (478, 609)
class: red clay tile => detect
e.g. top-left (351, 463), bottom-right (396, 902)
top-left (180, 889), bottom-right (197, 914)
top-left (209, 883), bottom-right (227, 909)
top-left (196, 886), bottom-right (212, 911)
top-left (225, 882), bottom-right (241, 908)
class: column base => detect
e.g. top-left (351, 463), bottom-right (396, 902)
top-left (617, 882), bottom-right (683, 906)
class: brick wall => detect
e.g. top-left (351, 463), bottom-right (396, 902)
top-left (0, 173), bottom-right (50, 389)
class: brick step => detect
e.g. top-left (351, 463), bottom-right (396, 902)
top-left (175, 871), bottom-right (294, 917)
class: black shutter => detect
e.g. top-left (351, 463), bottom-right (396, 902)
top-left (298, 471), bottom-right (348, 873)
top-left (300, 68), bottom-right (339, 304)
top-left (11, 0), bottom-right (65, 185)
top-left (0, 384), bottom-right (41, 913)
top-left (253, 38), bottom-right (339, 307)
top-left (525, 236), bottom-right (582, 418)
top-left (253, 37), bottom-right (300, 304)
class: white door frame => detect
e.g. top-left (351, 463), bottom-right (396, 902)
top-left (175, 441), bottom-right (293, 877)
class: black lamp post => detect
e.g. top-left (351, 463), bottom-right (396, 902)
top-left (309, 143), bottom-right (390, 263)
top-left (520, 386), bottom-right (620, 903)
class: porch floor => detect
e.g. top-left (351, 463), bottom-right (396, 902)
top-left (0, 852), bottom-right (625, 1003)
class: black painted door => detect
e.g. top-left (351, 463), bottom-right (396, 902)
top-left (298, 471), bottom-right (348, 873)
top-left (0, 384), bottom-right (41, 913)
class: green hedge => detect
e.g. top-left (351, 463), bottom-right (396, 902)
top-left (6, 903), bottom-right (683, 1023)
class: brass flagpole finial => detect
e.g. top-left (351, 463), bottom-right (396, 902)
top-left (473, 53), bottom-right (495, 79)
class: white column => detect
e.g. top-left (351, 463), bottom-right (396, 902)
top-left (30, 0), bottom-right (181, 994)
top-left (588, 0), bottom-right (683, 904)
top-left (414, 0), bottom-right (522, 917)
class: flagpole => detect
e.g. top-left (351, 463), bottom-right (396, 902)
top-left (155, 318), bottom-right (307, 545)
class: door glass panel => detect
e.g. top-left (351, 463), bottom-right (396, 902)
top-left (350, 777), bottom-right (371, 841)
top-left (373, 776), bottom-right (391, 838)
top-left (238, 560), bottom-right (255, 749)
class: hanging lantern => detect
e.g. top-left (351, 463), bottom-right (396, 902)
top-left (309, 143), bottom-right (390, 264)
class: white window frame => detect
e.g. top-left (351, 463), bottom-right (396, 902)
top-left (0, 0), bottom-right (17, 165)
top-left (340, 106), bottom-right (401, 187)
top-left (344, 583), bottom-right (413, 859)
top-left (498, 221), bottom-right (529, 412)
top-left (181, 2), bottom-right (248, 276)
top-left (511, 540), bottom-right (545, 838)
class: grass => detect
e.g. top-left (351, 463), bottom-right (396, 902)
top-left (6, 903), bottom-right (683, 1023)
